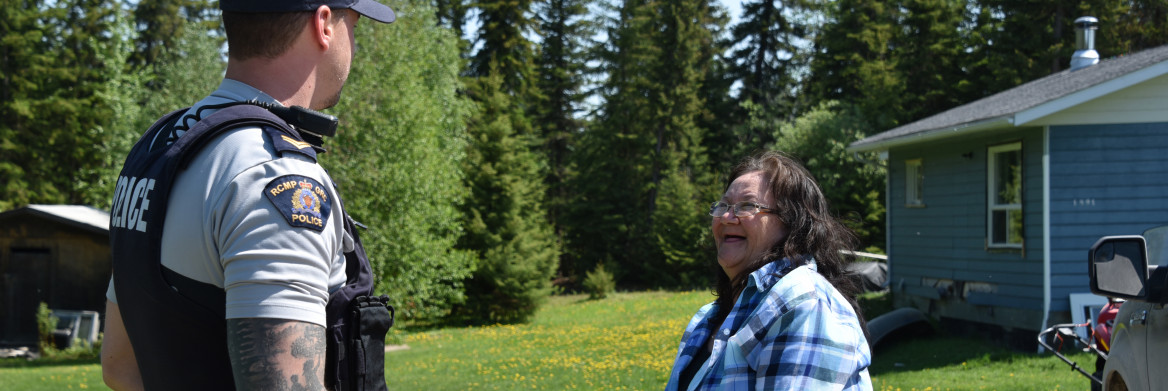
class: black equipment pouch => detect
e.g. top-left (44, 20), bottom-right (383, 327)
top-left (341, 296), bottom-right (395, 391)
top-left (326, 213), bottom-right (395, 390)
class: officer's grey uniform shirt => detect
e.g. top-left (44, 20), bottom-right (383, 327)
top-left (108, 79), bottom-right (349, 327)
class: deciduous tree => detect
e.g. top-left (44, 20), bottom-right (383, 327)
top-left (330, 0), bottom-right (477, 320)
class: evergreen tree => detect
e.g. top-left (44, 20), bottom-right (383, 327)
top-left (470, 0), bottom-right (540, 101)
top-left (729, 0), bottom-right (810, 115)
top-left (806, 0), bottom-right (902, 129)
top-left (330, 0), bottom-right (477, 321)
top-left (696, 47), bottom-right (739, 174)
top-left (568, 0), bottom-right (661, 282)
top-left (1082, 0), bottom-right (1168, 57)
top-left (570, 0), bottom-right (721, 287)
top-left (697, 6), bottom-right (739, 175)
top-left (130, 0), bottom-right (213, 69)
top-left (533, 0), bottom-right (596, 281)
top-left (0, 0), bottom-right (124, 209)
top-left (456, 0), bottom-right (560, 321)
top-left (965, 0), bottom-right (1074, 97)
top-left (645, 0), bottom-right (720, 286)
top-left (714, 0), bottom-right (808, 171)
top-left (455, 70), bottom-right (560, 323)
top-left (434, 0), bottom-right (470, 53)
top-left (896, 0), bottom-right (969, 121)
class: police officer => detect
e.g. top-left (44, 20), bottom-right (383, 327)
top-left (101, 1), bottom-right (395, 390)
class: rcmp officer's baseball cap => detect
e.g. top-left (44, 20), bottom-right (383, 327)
top-left (220, 0), bottom-right (396, 24)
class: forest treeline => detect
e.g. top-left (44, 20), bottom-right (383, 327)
top-left (3, 0), bottom-right (1167, 323)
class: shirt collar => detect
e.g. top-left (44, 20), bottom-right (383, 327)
top-left (746, 256), bottom-right (816, 292)
top-left (214, 79), bottom-right (281, 106)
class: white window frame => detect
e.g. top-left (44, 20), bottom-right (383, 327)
top-left (905, 159), bottom-right (924, 207)
top-left (987, 142), bottom-right (1023, 248)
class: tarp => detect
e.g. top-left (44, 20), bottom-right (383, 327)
top-left (848, 261), bottom-right (888, 292)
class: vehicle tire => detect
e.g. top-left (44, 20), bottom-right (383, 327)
top-left (1107, 373), bottom-right (1128, 391)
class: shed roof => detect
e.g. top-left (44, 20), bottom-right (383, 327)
top-left (849, 44), bottom-right (1168, 152)
top-left (0, 205), bottom-right (109, 235)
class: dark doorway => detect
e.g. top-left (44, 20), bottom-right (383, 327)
top-left (1, 248), bottom-right (53, 345)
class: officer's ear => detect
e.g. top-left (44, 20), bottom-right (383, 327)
top-left (311, 5), bottom-right (339, 51)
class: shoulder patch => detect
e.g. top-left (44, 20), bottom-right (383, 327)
top-left (263, 175), bottom-right (332, 232)
top-left (264, 127), bottom-right (318, 161)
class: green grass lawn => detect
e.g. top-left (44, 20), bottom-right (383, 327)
top-left (2, 290), bottom-right (1100, 391)
top-left (870, 336), bottom-right (1095, 391)
top-left (385, 291), bottom-right (711, 390)
top-left (0, 358), bottom-right (106, 391)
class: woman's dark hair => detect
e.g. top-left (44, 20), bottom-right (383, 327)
top-left (713, 151), bottom-right (867, 332)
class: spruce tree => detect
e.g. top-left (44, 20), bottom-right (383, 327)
top-left (806, 0), bottom-right (902, 129)
top-left (896, 0), bottom-right (968, 121)
top-left (715, 0), bottom-right (809, 171)
top-left (534, 0), bottom-right (596, 281)
top-left (1104, 0), bottom-right (1168, 54)
top-left (0, 0), bottom-right (124, 209)
top-left (131, 0), bottom-right (183, 68)
top-left (646, 0), bottom-right (720, 286)
top-left (456, 0), bottom-right (560, 322)
top-left (965, 0), bottom-right (1073, 97)
top-left (456, 70), bottom-right (559, 323)
top-left (729, 0), bottom-right (810, 115)
top-left (568, 0), bottom-right (660, 282)
top-left (470, 0), bottom-right (540, 100)
top-left (434, 0), bottom-right (470, 54)
top-left (570, 0), bottom-right (721, 287)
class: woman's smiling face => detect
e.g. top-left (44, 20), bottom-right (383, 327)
top-left (712, 171), bottom-right (788, 279)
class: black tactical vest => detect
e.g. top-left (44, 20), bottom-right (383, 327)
top-left (110, 104), bottom-right (393, 391)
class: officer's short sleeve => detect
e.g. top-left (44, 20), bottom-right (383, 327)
top-left (207, 136), bottom-right (346, 327)
top-left (106, 277), bottom-right (117, 304)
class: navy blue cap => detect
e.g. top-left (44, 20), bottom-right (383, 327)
top-left (220, 0), bottom-right (396, 24)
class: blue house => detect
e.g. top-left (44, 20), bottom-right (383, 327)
top-left (848, 43), bottom-right (1168, 343)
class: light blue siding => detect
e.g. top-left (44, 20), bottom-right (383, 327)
top-left (888, 127), bottom-right (1046, 328)
top-left (1048, 122), bottom-right (1168, 313)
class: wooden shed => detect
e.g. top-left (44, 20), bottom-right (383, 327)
top-left (0, 205), bottom-right (109, 346)
top-left (847, 43), bottom-right (1168, 347)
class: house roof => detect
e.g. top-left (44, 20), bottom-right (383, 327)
top-left (849, 44), bottom-right (1168, 152)
top-left (0, 204), bottom-right (109, 235)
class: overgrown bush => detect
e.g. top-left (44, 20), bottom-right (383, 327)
top-left (35, 302), bottom-right (57, 354)
top-left (35, 302), bottom-right (101, 360)
top-left (583, 263), bottom-right (616, 300)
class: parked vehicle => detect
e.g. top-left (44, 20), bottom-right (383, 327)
top-left (1084, 225), bottom-right (1168, 391)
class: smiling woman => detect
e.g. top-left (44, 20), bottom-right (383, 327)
top-left (665, 151), bottom-right (873, 391)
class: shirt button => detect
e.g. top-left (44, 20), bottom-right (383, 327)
top-left (723, 329), bottom-right (730, 336)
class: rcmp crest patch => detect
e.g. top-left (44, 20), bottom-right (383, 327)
top-left (264, 175), bottom-right (331, 232)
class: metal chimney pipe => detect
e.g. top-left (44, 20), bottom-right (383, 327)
top-left (1071, 16), bottom-right (1099, 71)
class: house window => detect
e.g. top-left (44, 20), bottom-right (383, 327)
top-left (988, 142), bottom-right (1023, 247)
top-left (905, 159), bottom-right (923, 206)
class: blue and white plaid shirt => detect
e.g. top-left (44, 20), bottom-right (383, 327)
top-left (666, 258), bottom-right (873, 391)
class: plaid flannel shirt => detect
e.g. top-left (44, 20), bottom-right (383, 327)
top-left (665, 258), bottom-right (873, 391)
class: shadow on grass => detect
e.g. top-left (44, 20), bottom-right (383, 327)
top-left (393, 293), bottom-right (604, 335)
top-left (870, 334), bottom-right (1030, 375)
top-left (0, 356), bottom-right (100, 369)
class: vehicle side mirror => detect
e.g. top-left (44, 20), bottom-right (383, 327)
top-left (1089, 235), bottom-right (1148, 300)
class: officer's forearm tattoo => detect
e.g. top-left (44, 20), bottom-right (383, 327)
top-left (227, 318), bottom-right (327, 391)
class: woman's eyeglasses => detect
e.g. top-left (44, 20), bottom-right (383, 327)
top-left (708, 201), bottom-right (777, 217)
